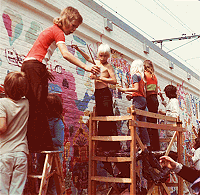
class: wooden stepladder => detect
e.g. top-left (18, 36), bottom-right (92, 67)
top-left (28, 151), bottom-right (66, 195)
top-left (88, 105), bottom-right (146, 195)
top-left (129, 107), bottom-right (185, 195)
top-left (88, 105), bottom-right (185, 195)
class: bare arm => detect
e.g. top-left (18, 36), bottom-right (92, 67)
top-left (71, 45), bottom-right (94, 64)
top-left (158, 92), bottom-right (167, 107)
top-left (158, 110), bottom-right (166, 115)
top-left (160, 156), bottom-right (178, 169)
top-left (0, 117), bottom-right (7, 134)
top-left (57, 43), bottom-right (99, 74)
top-left (118, 83), bottom-right (139, 93)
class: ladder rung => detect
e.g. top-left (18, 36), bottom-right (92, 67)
top-left (28, 174), bottom-right (42, 179)
top-left (92, 136), bottom-right (132, 141)
top-left (91, 176), bottom-right (132, 183)
top-left (92, 156), bottom-right (131, 162)
top-left (91, 115), bottom-right (132, 121)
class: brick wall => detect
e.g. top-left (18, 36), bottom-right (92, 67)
top-left (0, 0), bottom-right (199, 193)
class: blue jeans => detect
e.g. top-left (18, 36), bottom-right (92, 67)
top-left (132, 96), bottom-right (150, 146)
top-left (0, 152), bottom-right (28, 195)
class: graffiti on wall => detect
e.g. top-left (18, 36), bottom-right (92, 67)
top-left (1, 7), bottom-right (200, 194)
top-left (5, 48), bottom-right (25, 67)
top-left (2, 9), bottom-right (23, 46)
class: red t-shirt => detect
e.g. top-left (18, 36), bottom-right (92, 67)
top-left (131, 74), bottom-right (145, 97)
top-left (25, 24), bottom-right (65, 64)
top-left (144, 71), bottom-right (157, 96)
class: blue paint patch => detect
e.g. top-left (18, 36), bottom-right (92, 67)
top-left (76, 67), bottom-right (85, 76)
top-left (77, 51), bottom-right (86, 63)
top-left (75, 91), bottom-right (94, 111)
top-left (48, 83), bottom-right (62, 93)
top-left (73, 35), bottom-right (86, 45)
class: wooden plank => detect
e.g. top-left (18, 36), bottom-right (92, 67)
top-left (39, 154), bottom-right (53, 195)
top-left (177, 121), bottom-right (183, 195)
top-left (133, 109), bottom-right (177, 122)
top-left (135, 133), bottom-right (145, 151)
top-left (53, 153), bottom-right (66, 195)
top-left (92, 156), bottom-right (131, 162)
top-left (28, 175), bottom-right (42, 179)
top-left (91, 115), bottom-right (132, 121)
top-left (40, 151), bottom-right (62, 154)
top-left (165, 132), bottom-right (177, 156)
top-left (160, 138), bottom-right (171, 142)
top-left (91, 109), bottom-right (97, 195)
top-left (91, 176), bottom-right (132, 183)
top-left (92, 136), bottom-right (132, 141)
top-left (130, 105), bottom-right (137, 195)
top-left (161, 183), bottom-right (171, 195)
top-left (147, 184), bottom-right (155, 195)
top-left (130, 120), bottom-right (185, 132)
top-left (91, 110), bottom-right (177, 122)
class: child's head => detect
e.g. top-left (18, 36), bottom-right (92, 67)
top-left (53, 6), bottom-right (83, 35)
top-left (4, 71), bottom-right (28, 101)
top-left (144, 60), bottom-right (154, 75)
top-left (46, 93), bottom-right (63, 119)
top-left (97, 44), bottom-right (111, 64)
top-left (164, 85), bottom-right (177, 99)
top-left (130, 59), bottom-right (144, 79)
top-left (194, 137), bottom-right (200, 150)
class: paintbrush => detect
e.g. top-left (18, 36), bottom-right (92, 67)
top-left (86, 44), bottom-right (96, 65)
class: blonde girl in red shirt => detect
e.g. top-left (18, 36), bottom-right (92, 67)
top-left (21, 7), bottom-right (100, 152)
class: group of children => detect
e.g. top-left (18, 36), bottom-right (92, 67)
top-left (118, 58), bottom-right (180, 153)
top-left (0, 5), bottom-right (199, 195)
top-left (0, 6), bottom-right (100, 195)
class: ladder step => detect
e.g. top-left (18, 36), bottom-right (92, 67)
top-left (91, 176), bottom-right (132, 183)
top-left (91, 115), bottom-right (132, 121)
top-left (28, 174), bottom-right (42, 179)
top-left (92, 136), bottom-right (132, 141)
top-left (92, 156), bottom-right (131, 162)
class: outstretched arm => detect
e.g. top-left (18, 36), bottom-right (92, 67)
top-left (71, 45), bottom-right (95, 64)
top-left (160, 155), bottom-right (200, 183)
top-left (118, 83), bottom-right (139, 93)
top-left (160, 156), bottom-right (178, 169)
top-left (57, 43), bottom-right (99, 74)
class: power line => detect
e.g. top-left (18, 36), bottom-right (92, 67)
top-left (94, 0), bottom-right (200, 74)
top-left (96, 0), bottom-right (156, 40)
top-left (153, 0), bottom-right (194, 33)
top-left (134, 0), bottom-right (183, 34)
top-left (167, 37), bottom-right (198, 53)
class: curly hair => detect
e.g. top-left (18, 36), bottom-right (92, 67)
top-left (53, 6), bottom-right (83, 28)
top-left (164, 85), bottom-right (177, 99)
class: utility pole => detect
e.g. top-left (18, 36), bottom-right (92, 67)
top-left (152, 34), bottom-right (200, 49)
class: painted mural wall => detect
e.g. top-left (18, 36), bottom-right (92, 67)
top-left (0, 0), bottom-right (199, 194)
